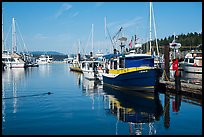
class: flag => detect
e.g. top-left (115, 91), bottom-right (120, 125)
top-left (129, 39), bottom-right (132, 48)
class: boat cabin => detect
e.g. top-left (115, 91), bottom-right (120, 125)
top-left (103, 53), bottom-right (154, 71)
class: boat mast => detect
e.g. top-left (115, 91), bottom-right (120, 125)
top-left (152, 2), bottom-right (160, 57)
top-left (92, 24), bottom-right (94, 54)
top-left (149, 2), bottom-right (152, 54)
top-left (2, 10), bottom-right (4, 53)
top-left (12, 17), bottom-right (17, 53)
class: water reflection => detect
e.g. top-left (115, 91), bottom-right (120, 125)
top-left (38, 64), bottom-right (51, 77)
top-left (82, 78), bottom-right (103, 94)
top-left (70, 71), bottom-right (83, 88)
top-left (2, 68), bottom-right (27, 114)
top-left (81, 77), bottom-right (103, 110)
top-left (164, 93), bottom-right (170, 129)
top-left (2, 68), bottom-right (28, 130)
top-left (2, 78), bottom-right (6, 129)
top-left (172, 93), bottom-right (182, 113)
top-left (103, 86), bottom-right (163, 135)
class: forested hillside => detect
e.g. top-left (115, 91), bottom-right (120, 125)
top-left (143, 32), bottom-right (202, 51)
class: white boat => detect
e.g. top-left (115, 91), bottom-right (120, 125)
top-left (81, 60), bottom-right (105, 80)
top-left (81, 23), bottom-right (105, 80)
top-left (2, 53), bottom-right (25, 68)
top-left (180, 50), bottom-right (202, 73)
top-left (2, 17), bottom-right (25, 68)
top-left (36, 55), bottom-right (53, 64)
top-left (2, 54), bottom-right (25, 68)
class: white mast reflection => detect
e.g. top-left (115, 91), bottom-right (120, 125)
top-left (13, 75), bottom-right (17, 113)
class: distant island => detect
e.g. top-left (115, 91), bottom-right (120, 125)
top-left (27, 51), bottom-right (67, 61)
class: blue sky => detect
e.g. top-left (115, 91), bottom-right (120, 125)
top-left (2, 2), bottom-right (202, 54)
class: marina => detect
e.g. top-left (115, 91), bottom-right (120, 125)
top-left (2, 63), bottom-right (202, 135)
top-left (2, 2), bottom-right (202, 135)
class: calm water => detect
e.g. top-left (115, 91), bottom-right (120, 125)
top-left (2, 63), bottom-right (202, 135)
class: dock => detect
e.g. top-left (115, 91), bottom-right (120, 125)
top-left (159, 79), bottom-right (202, 99)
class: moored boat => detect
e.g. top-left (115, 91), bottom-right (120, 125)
top-left (36, 54), bottom-right (53, 64)
top-left (2, 53), bottom-right (26, 68)
top-left (81, 60), bottom-right (105, 80)
top-left (180, 50), bottom-right (202, 73)
top-left (102, 53), bottom-right (161, 92)
top-left (70, 59), bottom-right (83, 72)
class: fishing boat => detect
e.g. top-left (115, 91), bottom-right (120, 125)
top-left (36, 54), bottom-right (53, 64)
top-left (81, 60), bottom-right (104, 80)
top-left (180, 50), bottom-right (202, 73)
top-left (102, 2), bottom-right (162, 92)
top-left (102, 51), bottom-right (161, 92)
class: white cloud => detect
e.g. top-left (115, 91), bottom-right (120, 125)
top-left (72, 12), bottom-right (79, 17)
top-left (54, 3), bottom-right (72, 18)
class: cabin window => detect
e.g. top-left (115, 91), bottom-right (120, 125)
top-left (82, 63), bottom-right (85, 68)
top-left (189, 59), bottom-right (194, 63)
top-left (184, 59), bottom-right (188, 63)
top-left (119, 58), bottom-right (124, 68)
top-left (110, 61), bottom-right (113, 69)
top-left (114, 61), bottom-right (117, 69)
top-left (8, 58), bottom-right (15, 62)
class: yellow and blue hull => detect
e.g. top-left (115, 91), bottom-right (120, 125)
top-left (102, 67), bottom-right (159, 92)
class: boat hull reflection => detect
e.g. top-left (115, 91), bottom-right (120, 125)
top-left (103, 85), bottom-right (163, 135)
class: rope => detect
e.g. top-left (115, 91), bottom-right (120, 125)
top-left (163, 69), bottom-right (170, 82)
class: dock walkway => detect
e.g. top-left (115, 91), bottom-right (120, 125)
top-left (159, 80), bottom-right (202, 99)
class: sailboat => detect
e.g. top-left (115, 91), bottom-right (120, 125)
top-left (2, 17), bottom-right (26, 68)
top-left (102, 2), bottom-right (161, 92)
top-left (81, 24), bottom-right (105, 80)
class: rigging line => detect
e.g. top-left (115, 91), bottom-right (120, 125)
top-left (16, 34), bottom-right (21, 52)
top-left (16, 21), bottom-right (28, 53)
top-left (106, 26), bottom-right (115, 50)
top-left (85, 27), bottom-right (92, 55)
top-left (4, 24), bottom-right (12, 50)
